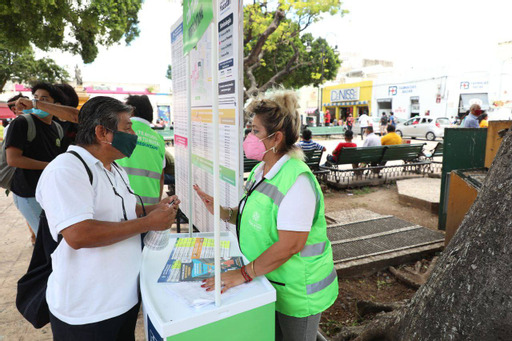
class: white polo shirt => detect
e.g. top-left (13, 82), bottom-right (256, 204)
top-left (35, 145), bottom-right (141, 325)
top-left (243, 154), bottom-right (317, 232)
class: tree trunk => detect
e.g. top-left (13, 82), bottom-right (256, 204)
top-left (344, 130), bottom-right (512, 341)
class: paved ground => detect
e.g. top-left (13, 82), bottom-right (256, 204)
top-left (0, 193), bottom-right (147, 340)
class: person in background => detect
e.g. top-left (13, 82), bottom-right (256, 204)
top-left (5, 82), bottom-right (67, 237)
top-left (381, 124), bottom-right (403, 145)
top-left (338, 117), bottom-right (343, 127)
top-left (326, 130), bottom-right (357, 164)
top-left (346, 113), bottom-right (354, 131)
top-left (36, 96), bottom-right (179, 340)
top-left (479, 113), bottom-right (489, 128)
top-left (5, 93), bottom-right (29, 138)
top-left (379, 112), bottom-right (388, 135)
top-left (363, 126), bottom-right (381, 147)
top-left (163, 149), bottom-right (175, 187)
top-left (324, 110), bottom-right (331, 126)
top-left (53, 83), bottom-right (79, 150)
top-left (388, 112), bottom-right (396, 127)
top-left (358, 111), bottom-right (370, 140)
top-left (463, 104), bottom-right (481, 128)
top-left (297, 128), bottom-right (326, 152)
top-left (117, 95), bottom-right (166, 206)
top-left (195, 90), bottom-right (338, 341)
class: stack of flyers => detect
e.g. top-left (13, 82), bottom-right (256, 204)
top-left (158, 257), bottom-right (244, 283)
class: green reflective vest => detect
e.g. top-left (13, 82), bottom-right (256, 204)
top-left (238, 157), bottom-right (338, 317)
top-left (117, 119), bottom-right (166, 205)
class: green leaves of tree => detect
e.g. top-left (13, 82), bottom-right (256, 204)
top-left (243, 0), bottom-right (346, 98)
top-left (0, 0), bottom-right (142, 64)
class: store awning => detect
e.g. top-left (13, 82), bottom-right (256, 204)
top-left (304, 107), bottom-right (317, 114)
top-left (0, 104), bottom-right (15, 120)
top-left (323, 101), bottom-right (368, 107)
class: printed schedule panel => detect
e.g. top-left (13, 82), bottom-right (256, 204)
top-left (171, 0), bottom-right (243, 234)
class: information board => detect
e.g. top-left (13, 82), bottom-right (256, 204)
top-left (172, 1), bottom-right (243, 234)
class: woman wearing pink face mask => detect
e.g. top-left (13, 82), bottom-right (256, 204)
top-left (194, 90), bottom-right (338, 341)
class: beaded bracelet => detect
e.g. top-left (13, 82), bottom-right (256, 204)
top-left (241, 265), bottom-right (253, 283)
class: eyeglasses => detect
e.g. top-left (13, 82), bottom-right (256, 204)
top-left (103, 164), bottom-right (146, 220)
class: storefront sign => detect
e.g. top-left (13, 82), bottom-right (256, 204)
top-left (330, 87), bottom-right (360, 102)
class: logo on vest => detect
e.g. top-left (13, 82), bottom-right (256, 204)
top-left (249, 211), bottom-right (262, 231)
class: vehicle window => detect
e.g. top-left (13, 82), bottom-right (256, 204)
top-left (436, 118), bottom-right (450, 125)
top-left (428, 119), bottom-right (433, 123)
top-left (420, 118), bottom-right (427, 123)
top-left (404, 118), bottom-right (415, 126)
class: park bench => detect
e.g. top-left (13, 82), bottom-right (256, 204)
top-left (307, 126), bottom-right (345, 138)
top-left (155, 127), bottom-right (175, 145)
top-left (380, 144), bottom-right (425, 163)
top-left (243, 149), bottom-right (326, 179)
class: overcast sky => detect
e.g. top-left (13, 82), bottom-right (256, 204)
top-left (38, 0), bottom-right (512, 86)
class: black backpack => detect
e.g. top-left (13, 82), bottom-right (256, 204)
top-left (16, 151), bottom-right (92, 329)
top-left (380, 115), bottom-right (388, 125)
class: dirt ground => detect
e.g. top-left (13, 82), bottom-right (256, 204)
top-left (319, 184), bottom-right (440, 338)
top-left (323, 183), bottom-right (439, 230)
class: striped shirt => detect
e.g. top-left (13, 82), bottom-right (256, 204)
top-left (298, 140), bottom-right (325, 151)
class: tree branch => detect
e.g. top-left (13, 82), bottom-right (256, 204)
top-left (244, 9), bottom-right (285, 67)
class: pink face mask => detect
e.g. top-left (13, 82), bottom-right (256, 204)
top-left (243, 132), bottom-right (275, 161)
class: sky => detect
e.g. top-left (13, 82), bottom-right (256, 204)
top-left (37, 0), bottom-right (512, 87)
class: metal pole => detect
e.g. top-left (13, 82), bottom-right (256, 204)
top-left (186, 52), bottom-right (194, 238)
top-left (211, 0), bottom-right (221, 307)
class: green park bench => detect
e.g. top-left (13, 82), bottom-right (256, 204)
top-left (330, 143), bottom-right (426, 166)
top-left (243, 149), bottom-right (326, 179)
top-left (154, 127), bottom-right (175, 144)
top-left (308, 126), bottom-right (345, 138)
top-left (334, 146), bottom-right (387, 165)
top-left (380, 144), bottom-right (426, 163)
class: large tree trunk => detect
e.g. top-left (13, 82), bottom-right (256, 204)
top-left (348, 130), bottom-right (512, 341)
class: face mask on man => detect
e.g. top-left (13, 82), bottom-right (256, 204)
top-left (103, 129), bottom-right (138, 158)
top-left (22, 108), bottom-right (51, 118)
top-left (243, 132), bottom-right (276, 161)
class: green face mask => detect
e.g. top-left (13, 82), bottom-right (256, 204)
top-left (108, 130), bottom-right (138, 158)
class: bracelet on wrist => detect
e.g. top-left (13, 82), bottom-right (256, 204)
top-left (241, 265), bottom-right (253, 283)
top-left (223, 206), bottom-right (233, 222)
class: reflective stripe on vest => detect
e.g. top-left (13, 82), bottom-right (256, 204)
top-left (306, 268), bottom-right (337, 295)
top-left (300, 241), bottom-right (326, 257)
top-left (255, 182), bottom-right (284, 206)
top-left (139, 195), bottom-right (160, 205)
top-left (123, 167), bottom-right (161, 180)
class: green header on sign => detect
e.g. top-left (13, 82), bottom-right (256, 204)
top-left (183, 0), bottom-right (213, 54)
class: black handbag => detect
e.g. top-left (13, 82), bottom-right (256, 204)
top-left (16, 151), bottom-right (92, 328)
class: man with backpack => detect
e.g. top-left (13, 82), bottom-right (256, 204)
top-left (3, 83), bottom-right (66, 236)
top-left (380, 112), bottom-right (388, 135)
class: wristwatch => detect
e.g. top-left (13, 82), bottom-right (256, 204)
top-left (32, 98), bottom-right (38, 109)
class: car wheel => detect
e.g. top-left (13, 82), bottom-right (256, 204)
top-left (426, 132), bottom-right (436, 141)
top-left (396, 130), bottom-right (403, 137)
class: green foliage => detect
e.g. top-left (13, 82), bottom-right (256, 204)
top-left (0, 43), bottom-right (69, 92)
top-left (0, 0), bottom-right (142, 63)
top-left (166, 65), bottom-right (172, 80)
top-left (244, 0), bottom-right (347, 96)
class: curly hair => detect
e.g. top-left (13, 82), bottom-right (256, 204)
top-left (246, 90), bottom-right (302, 157)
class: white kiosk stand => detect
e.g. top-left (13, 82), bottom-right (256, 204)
top-left (141, 233), bottom-right (276, 340)
top-left (142, 1), bottom-right (276, 339)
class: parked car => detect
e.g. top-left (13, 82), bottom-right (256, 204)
top-left (353, 116), bottom-right (406, 136)
top-left (395, 116), bottom-right (451, 141)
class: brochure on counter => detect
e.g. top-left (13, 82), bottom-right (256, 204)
top-left (158, 237), bottom-right (242, 283)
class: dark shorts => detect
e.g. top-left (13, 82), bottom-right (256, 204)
top-left (49, 302), bottom-right (140, 341)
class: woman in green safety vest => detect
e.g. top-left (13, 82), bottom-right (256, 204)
top-left (194, 90), bottom-right (338, 341)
